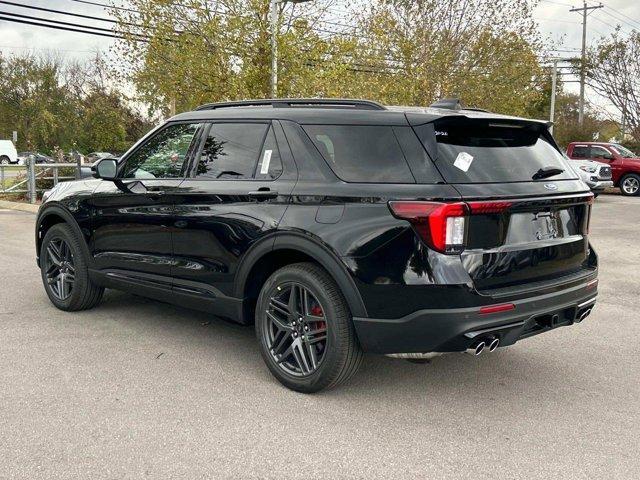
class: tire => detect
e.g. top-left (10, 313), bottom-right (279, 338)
top-left (0, 156), bottom-right (9, 165)
top-left (255, 262), bottom-right (363, 393)
top-left (620, 174), bottom-right (640, 196)
top-left (40, 223), bottom-right (104, 311)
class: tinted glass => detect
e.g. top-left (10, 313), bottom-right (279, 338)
top-left (255, 127), bottom-right (283, 180)
top-left (392, 126), bottom-right (442, 184)
top-left (415, 119), bottom-right (576, 183)
top-left (195, 123), bottom-right (269, 179)
top-left (303, 125), bottom-right (415, 183)
top-left (591, 146), bottom-right (611, 159)
top-left (572, 146), bottom-right (589, 158)
top-left (121, 123), bottom-right (199, 179)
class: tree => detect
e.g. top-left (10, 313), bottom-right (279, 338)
top-left (112, 0), bottom-right (548, 117)
top-left (0, 52), bottom-right (152, 154)
top-left (585, 30), bottom-right (640, 141)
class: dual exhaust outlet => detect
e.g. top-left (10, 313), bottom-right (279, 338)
top-left (466, 337), bottom-right (500, 356)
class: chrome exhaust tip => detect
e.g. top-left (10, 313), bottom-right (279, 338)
top-left (487, 337), bottom-right (500, 352)
top-left (576, 307), bottom-right (592, 323)
top-left (466, 341), bottom-right (485, 356)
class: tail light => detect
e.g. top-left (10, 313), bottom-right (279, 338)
top-left (388, 200), bottom-right (511, 254)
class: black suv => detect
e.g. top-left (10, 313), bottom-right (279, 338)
top-left (36, 98), bottom-right (598, 392)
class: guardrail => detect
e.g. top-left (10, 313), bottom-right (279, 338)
top-left (0, 159), bottom-right (91, 203)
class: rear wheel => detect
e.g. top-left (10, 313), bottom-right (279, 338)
top-left (40, 223), bottom-right (104, 311)
top-left (620, 174), bottom-right (640, 196)
top-left (0, 156), bottom-right (9, 164)
top-left (255, 262), bottom-right (363, 393)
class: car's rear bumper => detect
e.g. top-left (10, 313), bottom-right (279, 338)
top-left (352, 276), bottom-right (598, 354)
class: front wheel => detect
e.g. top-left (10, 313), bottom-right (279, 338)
top-left (40, 223), bottom-right (104, 311)
top-left (255, 262), bottom-right (363, 393)
top-left (620, 174), bottom-right (640, 196)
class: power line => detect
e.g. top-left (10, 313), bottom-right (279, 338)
top-left (0, 13), bottom-right (124, 39)
top-left (0, 0), bottom-right (117, 24)
top-left (599, 7), bottom-right (640, 32)
top-left (600, 2), bottom-right (640, 29)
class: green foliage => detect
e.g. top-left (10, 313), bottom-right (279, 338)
top-left (112, 0), bottom-right (548, 117)
top-left (0, 53), bottom-right (152, 154)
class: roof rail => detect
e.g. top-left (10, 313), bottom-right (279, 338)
top-left (195, 98), bottom-right (387, 111)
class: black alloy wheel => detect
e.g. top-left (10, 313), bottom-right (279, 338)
top-left (255, 262), bottom-right (363, 393)
top-left (43, 238), bottom-right (76, 301)
top-left (40, 223), bottom-right (104, 311)
top-left (262, 282), bottom-right (328, 376)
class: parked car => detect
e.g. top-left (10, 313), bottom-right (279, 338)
top-left (36, 98), bottom-right (598, 392)
top-left (567, 158), bottom-right (613, 196)
top-left (17, 152), bottom-right (55, 164)
top-left (86, 152), bottom-right (114, 164)
top-left (0, 140), bottom-right (18, 164)
top-left (566, 142), bottom-right (640, 196)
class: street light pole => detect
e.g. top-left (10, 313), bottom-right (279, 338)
top-left (270, 0), bottom-right (313, 98)
top-left (270, 0), bottom-right (279, 98)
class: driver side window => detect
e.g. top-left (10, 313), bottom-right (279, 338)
top-left (121, 123), bottom-right (200, 179)
top-left (591, 146), bottom-right (612, 160)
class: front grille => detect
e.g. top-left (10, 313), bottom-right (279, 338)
top-left (599, 166), bottom-right (612, 179)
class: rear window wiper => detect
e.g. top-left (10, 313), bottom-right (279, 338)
top-left (532, 166), bottom-right (564, 180)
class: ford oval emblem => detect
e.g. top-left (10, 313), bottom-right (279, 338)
top-left (544, 183), bottom-right (558, 191)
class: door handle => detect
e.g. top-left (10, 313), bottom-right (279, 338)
top-left (248, 188), bottom-right (278, 199)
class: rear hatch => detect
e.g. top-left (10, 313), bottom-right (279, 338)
top-left (410, 115), bottom-right (594, 293)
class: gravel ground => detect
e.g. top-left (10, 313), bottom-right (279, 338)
top-left (1, 193), bottom-right (639, 479)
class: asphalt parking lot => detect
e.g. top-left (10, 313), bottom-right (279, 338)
top-left (1, 194), bottom-right (639, 479)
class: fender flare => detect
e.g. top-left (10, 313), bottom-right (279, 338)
top-left (233, 232), bottom-right (368, 318)
top-left (36, 204), bottom-right (94, 268)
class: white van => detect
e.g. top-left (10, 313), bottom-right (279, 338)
top-left (0, 140), bottom-right (18, 164)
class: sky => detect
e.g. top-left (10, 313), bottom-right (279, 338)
top-left (1, 0), bottom-right (639, 119)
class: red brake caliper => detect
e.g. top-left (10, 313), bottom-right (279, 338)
top-left (310, 305), bottom-right (326, 332)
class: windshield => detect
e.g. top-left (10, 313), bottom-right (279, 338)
top-left (414, 119), bottom-right (576, 183)
top-left (610, 144), bottom-right (636, 158)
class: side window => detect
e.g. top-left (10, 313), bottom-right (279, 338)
top-left (572, 146), bottom-right (589, 158)
top-left (303, 125), bottom-right (415, 183)
top-left (195, 123), bottom-right (269, 179)
top-left (592, 146), bottom-right (612, 159)
top-left (121, 123), bottom-right (199, 179)
top-left (255, 127), bottom-right (283, 180)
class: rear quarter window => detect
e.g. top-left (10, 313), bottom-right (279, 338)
top-left (303, 125), bottom-right (416, 183)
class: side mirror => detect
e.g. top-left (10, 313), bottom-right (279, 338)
top-left (92, 158), bottom-right (118, 180)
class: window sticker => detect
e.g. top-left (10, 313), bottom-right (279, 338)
top-left (453, 151), bottom-right (473, 172)
top-left (260, 149), bottom-right (272, 174)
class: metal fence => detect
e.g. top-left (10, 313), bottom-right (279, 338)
top-left (0, 158), bottom-right (89, 203)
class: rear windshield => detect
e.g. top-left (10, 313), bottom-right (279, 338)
top-left (303, 125), bottom-right (416, 183)
top-left (414, 119), bottom-right (576, 183)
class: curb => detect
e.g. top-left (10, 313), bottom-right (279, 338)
top-left (0, 200), bottom-right (40, 214)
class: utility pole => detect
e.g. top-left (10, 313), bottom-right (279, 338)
top-left (549, 59), bottom-right (558, 135)
top-left (270, 0), bottom-right (313, 98)
top-left (570, 1), bottom-right (603, 126)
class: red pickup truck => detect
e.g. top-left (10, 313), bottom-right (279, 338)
top-left (566, 142), bottom-right (640, 196)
